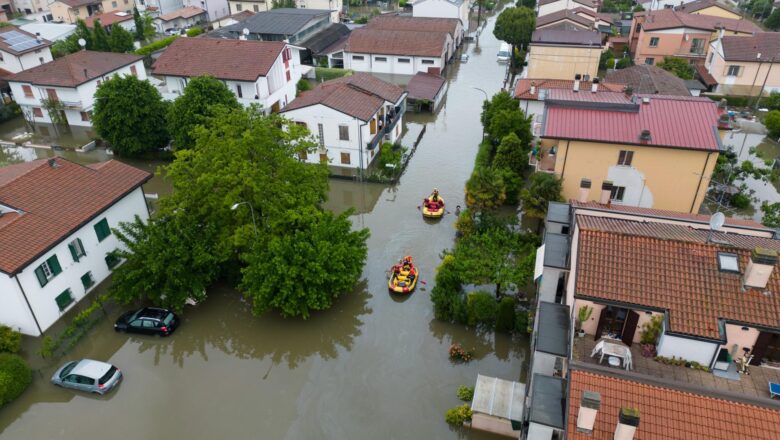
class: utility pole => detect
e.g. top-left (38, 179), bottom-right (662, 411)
top-left (755, 55), bottom-right (777, 110)
top-left (477, 0), bottom-right (482, 29)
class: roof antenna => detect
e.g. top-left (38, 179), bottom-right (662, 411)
top-left (707, 212), bottom-right (725, 243)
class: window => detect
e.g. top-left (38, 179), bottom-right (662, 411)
top-left (55, 289), bottom-right (74, 311)
top-left (39, 57), bottom-right (44, 64)
top-left (727, 65), bottom-right (741, 76)
top-left (130, 65), bottom-right (137, 76)
top-left (0, 53), bottom-right (3, 62)
top-left (635, 23), bottom-right (641, 32)
top-left (352, 55), bottom-right (364, 61)
top-left (68, 238), bottom-right (86, 262)
top-left (690, 38), bottom-right (705, 54)
top-left (112, 0), bottom-right (117, 6)
top-left (617, 150), bottom-right (634, 166)
top-left (610, 186), bottom-right (626, 202)
top-left (421, 59), bottom-right (435, 65)
top-left (644, 57), bottom-right (654, 65)
top-left (81, 271), bottom-right (95, 290)
top-left (22, 85), bottom-right (33, 97)
top-left (286, 70), bottom-right (291, 82)
top-left (46, 88), bottom-right (57, 100)
top-left (74, 8), bottom-right (79, 15)
top-left (340, 152), bottom-right (350, 164)
top-left (295, 121), bottom-right (307, 130)
top-left (319, 153), bottom-right (328, 163)
top-left (94, 218), bottom-right (111, 242)
top-left (34, 255), bottom-right (62, 287)
top-left (375, 57), bottom-right (387, 62)
top-left (708, 52), bottom-right (714, 64)
top-left (649, 37), bottom-right (659, 48)
top-left (33, 107), bottom-right (43, 118)
top-left (236, 84), bottom-right (243, 98)
top-left (80, 111), bottom-right (91, 121)
top-left (298, 151), bottom-right (308, 161)
top-left (338, 125), bottom-right (349, 141)
top-left (236, 3), bottom-right (242, 10)
top-left (718, 252), bottom-right (740, 272)
top-left (105, 253), bottom-right (120, 270)
top-left (124, 0), bottom-right (129, 3)
top-left (398, 58), bottom-right (410, 63)
top-left (601, 306), bottom-right (628, 338)
top-left (317, 123), bottom-right (325, 148)
top-left (253, 4), bottom-right (259, 11)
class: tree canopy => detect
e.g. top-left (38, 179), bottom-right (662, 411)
top-left (761, 202), bottom-right (780, 229)
top-left (493, 7), bottom-right (536, 58)
top-left (466, 167), bottom-right (506, 211)
top-left (92, 75), bottom-right (170, 156)
top-left (520, 172), bottom-right (563, 219)
top-left (493, 133), bottom-right (527, 176)
top-left (765, 10), bottom-right (780, 30)
top-left (657, 56), bottom-right (695, 80)
top-left (167, 76), bottom-right (241, 149)
top-left (765, 110), bottom-right (780, 139)
top-left (108, 24), bottom-right (135, 53)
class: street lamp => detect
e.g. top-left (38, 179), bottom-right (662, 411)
top-left (472, 87), bottom-right (488, 139)
top-left (230, 201), bottom-right (258, 236)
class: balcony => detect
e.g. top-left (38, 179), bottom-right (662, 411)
top-left (528, 148), bottom-right (556, 174)
top-left (366, 103), bottom-right (405, 151)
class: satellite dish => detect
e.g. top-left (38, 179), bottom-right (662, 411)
top-left (242, 28), bottom-right (250, 36)
top-left (78, 38), bottom-right (86, 47)
top-left (710, 212), bottom-right (726, 231)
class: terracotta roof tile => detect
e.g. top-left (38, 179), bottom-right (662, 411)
top-left (84, 11), bottom-right (134, 28)
top-left (571, 201), bottom-right (768, 229)
top-left (158, 6), bottom-right (206, 22)
top-left (152, 38), bottom-right (285, 81)
top-left (367, 15), bottom-right (460, 38)
top-left (55, 0), bottom-right (100, 7)
top-left (536, 10), bottom-right (594, 29)
top-left (539, 0), bottom-right (594, 6)
top-left (605, 65), bottom-right (691, 96)
top-left (345, 28), bottom-right (449, 57)
top-left (7, 51), bottom-right (143, 87)
top-left (0, 158), bottom-right (150, 275)
top-left (575, 215), bottom-right (780, 338)
top-left (406, 72), bottom-right (445, 101)
top-left (675, 0), bottom-right (740, 15)
top-left (568, 370), bottom-right (780, 439)
top-left (514, 78), bottom-right (623, 100)
top-left (721, 33), bottom-right (780, 62)
top-left (637, 9), bottom-right (761, 33)
top-left (572, 7), bottom-right (614, 24)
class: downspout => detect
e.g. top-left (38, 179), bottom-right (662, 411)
top-left (560, 140), bottom-right (571, 179)
top-left (357, 118), bottom-right (367, 181)
top-left (691, 151), bottom-right (712, 214)
top-left (15, 275), bottom-right (43, 335)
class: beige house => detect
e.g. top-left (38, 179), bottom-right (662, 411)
top-left (675, 0), bottom-right (742, 20)
top-left (227, 0), bottom-right (342, 22)
top-left (50, 0), bottom-right (135, 24)
top-left (706, 33), bottom-right (780, 96)
top-left (525, 29), bottom-right (601, 81)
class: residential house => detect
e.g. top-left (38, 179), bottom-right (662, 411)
top-left (535, 10), bottom-right (594, 31)
top-left (525, 29), bottom-right (601, 81)
top-left (536, 94), bottom-right (727, 213)
top-left (19, 23), bottom-right (77, 43)
top-left (137, 0), bottom-right (184, 16)
top-left (153, 6), bottom-right (207, 32)
top-left (212, 9), bottom-right (255, 29)
top-left (8, 51), bottom-right (144, 127)
top-left (49, 0), bottom-right (136, 24)
top-left (152, 37), bottom-right (302, 112)
top-left (638, 0), bottom-right (698, 9)
top-left (524, 201), bottom-right (780, 439)
top-left (537, 0), bottom-right (595, 17)
top-left (280, 73), bottom-right (407, 171)
top-left (227, 0), bottom-right (342, 23)
top-left (412, 0), bottom-right (469, 29)
top-left (12, 0), bottom-right (47, 15)
top-left (0, 157), bottom-right (151, 336)
top-left (209, 8), bottom-right (332, 45)
top-left (571, 7), bottom-right (613, 32)
top-left (181, 0), bottom-right (228, 21)
top-left (296, 22), bottom-right (350, 66)
top-left (406, 71), bottom-right (447, 112)
top-left (705, 32), bottom-right (780, 96)
top-left (605, 64), bottom-right (693, 95)
top-left (84, 10), bottom-right (136, 32)
top-left (342, 27), bottom-right (452, 75)
top-left (675, 0), bottom-right (742, 20)
top-left (628, 9), bottom-right (761, 67)
top-left (0, 26), bottom-right (53, 74)
top-left (366, 15), bottom-right (463, 56)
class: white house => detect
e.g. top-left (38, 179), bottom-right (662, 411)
top-left (227, 0), bottom-right (342, 22)
top-left (281, 73), bottom-right (407, 170)
top-left (84, 10), bottom-right (137, 32)
top-left (412, 0), bottom-right (469, 29)
top-left (19, 23), bottom-right (78, 43)
top-left (8, 51), bottom-right (146, 128)
top-left (153, 6), bottom-right (208, 32)
top-left (367, 15), bottom-right (463, 56)
top-left (0, 26), bottom-right (53, 74)
top-left (0, 158), bottom-right (151, 336)
top-left (342, 27), bottom-right (452, 75)
top-left (181, 0), bottom-right (228, 21)
top-left (152, 37), bottom-right (302, 112)
top-left (537, 0), bottom-right (596, 17)
top-left (138, 0), bottom-right (185, 16)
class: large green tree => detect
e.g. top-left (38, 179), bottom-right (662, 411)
top-left (481, 91), bottom-right (519, 133)
top-left (493, 132), bottom-right (527, 177)
top-left (92, 75), bottom-right (170, 156)
top-left (657, 56), bottom-right (695, 80)
top-left (766, 110), bottom-right (780, 139)
top-left (108, 24), bottom-right (135, 52)
top-left (520, 172), bottom-right (563, 219)
top-left (487, 108), bottom-right (532, 146)
top-left (466, 167), bottom-right (506, 211)
top-left (167, 76), bottom-right (241, 149)
top-left (765, 10), bottom-right (780, 30)
top-left (92, 20), bottom-right (110, 51)
top-left (133, 7), bottom-right (145, 41)
top-left (761, 202), bottom-right (780, 229)
top-left (493, 7), bottom-right (536, 66)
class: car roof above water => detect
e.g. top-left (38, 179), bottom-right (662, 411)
top-left (70, 359), bottom-right (112, 379)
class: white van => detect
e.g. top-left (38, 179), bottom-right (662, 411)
top-left (497, 43), bottom-right (510, 63)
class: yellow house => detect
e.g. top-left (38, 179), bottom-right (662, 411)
top-left (706, 33), bottom-right (780, 96)
top-left (536, 94), bottom-right (726, 213)
top-left (526, 29), bottom-right (601, 81)
top-left (50, 0), bottom-right (134, 24)
top-left (676, 0), bottom-right (742, 20)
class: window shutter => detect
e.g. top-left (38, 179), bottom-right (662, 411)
top-left (69, 242), bottom-right (79, 262)
top-left (737, 66), bottom-right (743, 77)
top-left (35, 266), bottom-right (48, 287)
top-left (47, 255), bottom-right (62, 275)
top-left (77, 238), bottom-right (85, 256)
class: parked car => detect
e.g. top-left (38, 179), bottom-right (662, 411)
top-left (460, 54), bottom-right (469, 63)
top-left (114, 307), bottom-right (179, 336)
top-left (164, 28), bottom-right (180, 36)
top-left (497, 42), bottom-right (510, 63)
top-left (51, 359), bottom-right (122, 395)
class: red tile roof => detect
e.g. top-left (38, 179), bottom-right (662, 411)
top-left (0, 158), bottom-right (150, 275)
top-left (406, 72), bottom-right (446, 101)
top-left (536, 10), bottom-right (594, 29)
top-left (575, 215), bottom-right (780, 339)
top-left (720, 33), bottom-right (780, 62)
top-left (152, 38), bottom-right (285, 81)
top-left (605, 64), bottom-right (692, 96)
top-left (366, 15), bottom-right (460, 39)
top-left (8, 51), bottom-right (142, 88)
top-left (55, 0), bottom-right (100, 7)
top-left (637, 9), bottom-right (761, 33)
top-left (514, 79), bottom-right (623, 100)
top-left (542, 95), bottom-right (722, 151)
top-left (547, 89), bottom-right (632, 103)
top-left (345, 28), bottom-right (449, 57)
top-left (281, 73), bottom-right (404, 121)
top-left (84, 11), bottom-right (134, 28)
top-left (531, 29), bottom-right (601, 46)
top-left (158, 6), bottom-right (206, 22)
top-left (539, 0), bottom-right (594, 6)
top-left (695, 63), bottom-right (719, 87)
top-left (568, 370), bottom-right (780, 440)
top-left (572, 7), bottom-right (614, 24)
top-left (675, 0), bottom-right (740, 15)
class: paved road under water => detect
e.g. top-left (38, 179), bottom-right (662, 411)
top-left (0, 9), bottom-right (529, 439)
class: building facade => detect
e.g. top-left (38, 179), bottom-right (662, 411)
top-left (342, 27), bottom-right (451, 75)
top-left (525, 29), bottom-right (601, 80)
top-left (706, 33), bottom-right (780, 96)
top-left (0, 26), bottom-right (53, 74)
top-left (537, 0), bottom-right (595, 17)
top-left (412, 0), bottom-right (469, 28)
top-left (227, 0), bottom-right (342, 22)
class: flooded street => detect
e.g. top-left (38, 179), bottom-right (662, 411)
top-left (0, 8), bottom-right (526, 440)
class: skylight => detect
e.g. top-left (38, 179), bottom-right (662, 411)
top-left (717, 253), bottom-right (739, 273)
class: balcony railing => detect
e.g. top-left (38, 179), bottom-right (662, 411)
top-left (528, 150), bottom-right (556, 174)
top-left (366, 103), bottom-right (405, 151)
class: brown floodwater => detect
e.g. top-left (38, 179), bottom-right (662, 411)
top-left (0, 8), bottom-right (526, 439)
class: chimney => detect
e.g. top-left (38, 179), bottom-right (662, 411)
top-left (614, 408), bottom-right (640, 440)
top-left (639, 129), bottom-right (651, 143)
top-left (600, 181), bottom-right (613, 205)
top-left (624, 86), bottom-right (633, 97)
top-left (576, 391), bottom-right (601, 433)
top-left (83, 68), bottom-right (89, 80)
top-left (47, 158), bottom-right (58, 168)
top-left (718, 26), bottom-right (725, 40)
top-left (591, 78), bottom-right (599, 93)
top-left (530, 81), bottom-right (536, 96)
top-left (744, 248), bottom-right (778, 289)
top-left (574, 74), bottom-right (581, 92)
top-left (641, 96), bottom-right (650, 104)
top-left (578, 178), bottom-right (591, 203)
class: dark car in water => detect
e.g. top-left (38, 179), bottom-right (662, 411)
top-left (114, 307), bottom-right (179, 336)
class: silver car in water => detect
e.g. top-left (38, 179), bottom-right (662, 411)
top-left (51, 359), bottom-right (122, 395)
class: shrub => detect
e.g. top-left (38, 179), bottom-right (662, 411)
top-left (639, 315), bottom-right (663, 345)
top-left (0, 353), bottom-right (32, 406)
top-left (185, 26), bottom-right (203, 37)
top-left (731, 192), bottom-right (751, 209)
top-left (467, 292), bottom-right (498, 328)
top-left (445, 403), bottom-right (473, 425)
top-left (514, 309), bottom-right (529, 334)
top-left (296, 78), bottom-right (312, 96)
top-left (705, 95), bottom-right (749, 108)
top-left (765, 110), bottom-right (780, 139)
top-left (431, 255), bottom-right (467, 323)
top-left (135, 35), bottom-right (178, 56)
top-left (495, 297), bottom-right (516, 333)
top-left (314, 67), bottom-right (353, 82)
top-left (0, 326), bottom-right (21, 354)
top-left (457, 385), bottom-right (475, 401)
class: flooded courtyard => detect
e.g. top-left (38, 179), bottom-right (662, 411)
top-left (0, 8), bottom-right (526, 440)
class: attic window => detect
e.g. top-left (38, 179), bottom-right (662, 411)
top-left (717, 252), bottom-right (739, 273)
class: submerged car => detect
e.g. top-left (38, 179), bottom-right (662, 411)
top-left (114, 307), bottom-right (179, 336)
top-left (51, 359), bottom-right (122, 395)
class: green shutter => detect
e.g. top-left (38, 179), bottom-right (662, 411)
top-left (47, 255), bottom-right (62, 276)
top-left (77, 238), bottom-right (85, 257)
top-left (94, 218), bottom-right (110, 242)
top-left (105, 254), bottom-right (119, 270)
top-left (80, 272), bottom-right (94, 290)
top-left (34, 265), bottom-right (48, 287)
top-left (69, 242), bottom-right (79, 262)
top-left (55, 289), bottom-right (74, 311)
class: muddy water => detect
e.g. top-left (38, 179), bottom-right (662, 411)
top-left (0, 9), bottom-right (526, 439)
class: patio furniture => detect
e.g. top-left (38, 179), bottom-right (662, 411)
top-left (770, 382), bottom-right (780, 399)
top-left (591, 340), bottom-right (632, 370)
top-left (608, 356), bottom-right (621, 368)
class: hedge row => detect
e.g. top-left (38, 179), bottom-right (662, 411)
top-left (135, 35), bottom-right (179, 56)
top-left (704, 95), bottom-right (751, 108)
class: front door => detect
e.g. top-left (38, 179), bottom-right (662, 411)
top-left (595, 306), bottom-right (628, 340)
top-left (751, 331), bottom-right (780, 365)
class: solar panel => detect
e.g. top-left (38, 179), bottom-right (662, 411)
top-left (0, 30), bottom-right (43, 52)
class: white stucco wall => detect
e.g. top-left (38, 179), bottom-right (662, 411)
top-left (0, 274), bottom-right (40, 335)
top-left (7, 187), bottom-right (148, 336)
top-left (412, 0), bottom-right (469, 29)
top-left (0, 47), bottom-right (53, 74)
top-left (606, 164), bottom-right (654, 208)
top-left (537, 0), bottom-right (596, 17)
top-left (344, 51), bottom-right (446, 75)
top-left (723, 323), bottom-right (760, 357)
top-left (656, 331), bottom-right (718, 366)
